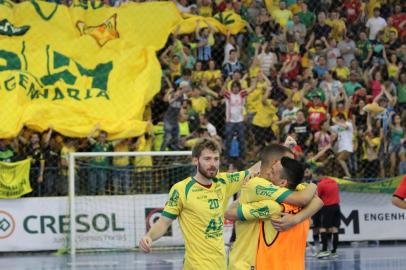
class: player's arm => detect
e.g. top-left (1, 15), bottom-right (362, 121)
top-left (271, 195), bottom-right (323, 231)
top-left (282, 183), bottom-right (317, 207)
top-left (225, 200), bottom-right (283, 221)
top-left (392, 196), bottom-right (406, 210)
top-left (139, 216), bottom-right (173, 253)
top-left (140, 185), bottom-right (183, 252)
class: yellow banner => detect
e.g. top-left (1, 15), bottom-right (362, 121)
top-left (0, 1), bottom-right (183, 139)
top-left (331, 176), bottom-right (404, 194)
top-left (0, 159), bottom-right (32, 199)
top-left (176, 11), bottom-right (246, 35)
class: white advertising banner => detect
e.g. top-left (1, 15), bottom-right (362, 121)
top-left (0, 196), bottom-right (135, 251)
top-left (0, 192), bottom-right (404, 252)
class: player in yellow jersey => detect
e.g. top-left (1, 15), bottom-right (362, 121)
top-left (139, 138), bottom-right (260, 269)
top-left (228, 144), bottom-right (322, 270)
top-left (227, 156), bottom-right (323, 270)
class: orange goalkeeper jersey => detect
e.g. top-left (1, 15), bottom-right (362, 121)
top-left (256, 203), bottom-right (310, 270)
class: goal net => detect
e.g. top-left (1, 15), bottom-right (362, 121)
top-left (66, 151), bottom-right (192, 254)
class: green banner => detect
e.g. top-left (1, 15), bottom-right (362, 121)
top-left (331, 176), bottom-right (404, 194)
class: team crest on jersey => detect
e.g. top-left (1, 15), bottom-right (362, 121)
top-left (256, 185), bottom-right (277, 197)
top-left (249, 206), bottom-right (270, 218)
top-left (167, 189), bottom-right (179, 207)
top-left (76, 14), bottom-right (119, 47)
top-left (215, 188), bottom-right (223, 200)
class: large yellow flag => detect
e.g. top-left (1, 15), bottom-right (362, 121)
top-left (0, 1), bottom-right (182, 139)
top-left (0, 159), bottom-right (31, 199)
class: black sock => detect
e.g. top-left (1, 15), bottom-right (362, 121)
top-left (326, 232), bottom-right (332, 251)
top-left (313, 233), bottom-right (319, 246)
top-left (321, 232), bottom-right (328, 251)
top-left (332, 233), bottom-right (339, 253)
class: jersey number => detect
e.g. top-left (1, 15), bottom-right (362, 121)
top-left (208, 199), bottom-right (219, 209)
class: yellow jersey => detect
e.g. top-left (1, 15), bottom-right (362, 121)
top-left (113, 142), bottom-right (130, 167)
top-left (246, 81), bottom-right (266, 113)
top-left (162, 170), bottom-right (249, 270)
top-left (229, 177), bottom-right (293, 270)
top-left (252, 99), bottom-right (278, 128)
top-left (190, 96), bottom-right (209, 115)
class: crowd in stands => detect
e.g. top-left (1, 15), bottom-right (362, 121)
top-left (1, 0), bottom-right (405, 197)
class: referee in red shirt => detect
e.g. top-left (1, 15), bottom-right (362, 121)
top-left (316, 168), bottom-right (341, 259)
top-left (392, 176), bottom-right (406, 209)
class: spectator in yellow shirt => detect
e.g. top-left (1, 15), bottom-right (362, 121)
top-left (333, 57), bottom-right (351, 80)
top-left (271, 1), bottom-right (293, 28)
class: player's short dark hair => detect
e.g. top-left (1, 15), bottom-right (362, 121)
top-left (192, 138), bottom-right (221, 158)
top-left (280, 157), bottom-right (305, 190)
top-left (260, 144), bottom-right (293, 168)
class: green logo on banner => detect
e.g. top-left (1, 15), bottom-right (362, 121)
top-left (0, 19), bottom-right (30, 36)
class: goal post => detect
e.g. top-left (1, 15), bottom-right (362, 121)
top-left (67, 151), bottom-right (192, 255)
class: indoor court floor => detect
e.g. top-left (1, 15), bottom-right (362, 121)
top-left (1, 244), bottom-right (405, 270)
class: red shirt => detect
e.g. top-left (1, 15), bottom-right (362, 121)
top-left (307, 102), bottom-right (327, 131)
top-left (317, 177), bottom-right (340, 206)
top-left (344, 0), bottom-right (361, 24)
top-left (393, 176), bottom-right (406, 200)
top-left (391, 13), bottom-right (406, 32)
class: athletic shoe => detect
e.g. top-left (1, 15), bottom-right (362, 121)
top-left (317, 251), bottom-right (330, 259)
top-left (330, 251), bottom-right (338, 258)
top-left (311, 245), bottom-right (319, 257)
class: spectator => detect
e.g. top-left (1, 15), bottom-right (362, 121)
top-left (297, 3), bottom-right (315, 30)
top-left (388, 114), bottom-right (405, 177)
top-left (195, 20), bottom-right (216, 64)
top-left (331, 113), bottom-right (354, 178)
top-left (312, 12), bottom-right (332, 40)
top-left (224, 79), bottom-right (257, 161)
top-left (289, 109), bottom-right (312, 151)
top-left (222, 49), bottom-right (245, 78)
top-left (161, 80), bottom-right (189, 151)
top-left (366, 7), bottom-right (387, 41)
top-left (338, 33), bottom-right (356, 67)
top-left (87, 126), bottom-right (113, 195)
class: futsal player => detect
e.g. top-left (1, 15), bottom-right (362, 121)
top-left (139, 138), bottom-right (317, 270)
top-left (227, 144), bottom-right (322, 270)
top-left (316, 167), bottom-right (341, 259)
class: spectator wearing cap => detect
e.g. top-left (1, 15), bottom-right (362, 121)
top-left (303, 87), bottom-right (328, 132)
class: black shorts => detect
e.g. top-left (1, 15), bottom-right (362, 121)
top-left (320, 204), bottom-right (341, 229)
top-left (311, 209), bottom-right (322, 228)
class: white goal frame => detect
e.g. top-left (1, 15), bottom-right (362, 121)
top-left (68, 151), bottom-right (192, 255)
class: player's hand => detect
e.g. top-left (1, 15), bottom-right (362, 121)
top-left (242, 171), bottom-right (258, 186)
top-left (139, 236), bottom-right (153, 253)
top-left (271, 213), bottom-right (300, 231)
